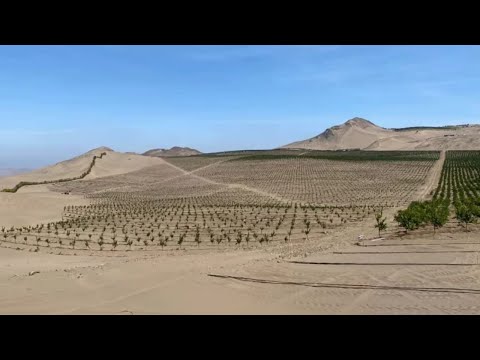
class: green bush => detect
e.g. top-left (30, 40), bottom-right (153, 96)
top-left (454, 200), bottom-right (478, 230)
top-left (395, 199), bottom-right (450, 234)
top-left (424, 199), bottom-right (450, 233)
top-left (394, 208), bottom-right (422, 233)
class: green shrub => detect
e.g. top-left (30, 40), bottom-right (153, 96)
top-left (454, 200), bottom-right (478, 230)
top-left (424, 199), bottom-right (450, 233)
top-left (394, 209), bottom-right (422, 233)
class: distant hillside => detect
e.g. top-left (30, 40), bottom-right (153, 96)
top-left (143, 146), bottom-right (202, 157)
top-left (282, 117), bottom-right (480, 151)
top-left (0, 168), bottom-right (31, 177)
top-left (0, 147), bottom-right (164, 191)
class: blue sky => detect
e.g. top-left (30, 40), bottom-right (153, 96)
top-left (1, 45), bottom-right (480, 168)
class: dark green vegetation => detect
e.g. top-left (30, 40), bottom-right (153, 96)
top-left (396, 151), bottom-right (480, 233)
top-left (195, 149), bottom-right (304, 158)
top-left (394, 200), bottom-right (450, 234)
top-left (391, 126), bottom-right (459, 132)
top-left (229, 150), bottom-right (440, 162)
top-left (168, 149), bottom-right (440, 163)
top-left (455, 201), bottom-right (479, 230)
top-left (1, 152), bottom-right (107, 193)
top-left (433, 151), bottom-right (480, 204)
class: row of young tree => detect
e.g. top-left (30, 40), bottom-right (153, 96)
top-left (393, 200), bottom-right (450, 234)
top-left (453, 199), bottom-right (480, 230)
top-left (373, 151), bottom-right (480, 237)
top-left (433, 151), bottom-right (480, 204)
top-left (391, 198), bottom-right (480, 234)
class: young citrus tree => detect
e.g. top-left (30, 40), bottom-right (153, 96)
top-left (425, 200), bottom-right (450, 234)
top-left (394, 206), bottom-right (424, 234)
top-left (455, 202), bottom-right (477, 231)
top-left (374, 208), bottom-right (387, 237)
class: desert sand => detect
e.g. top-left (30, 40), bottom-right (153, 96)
top-left (283, 117), bottom-right (480, 151)
top-left (0, 148), bottom-right (165, 227)
top-left (2, 208), bottom-right (479, 314)
top-left (1, 144), bottom-right (480, 314)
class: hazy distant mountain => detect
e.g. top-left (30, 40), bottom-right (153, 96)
top-left (143, 146), bottom-right (202, 157)
top-left (0, 168), bottom-right (32, 177)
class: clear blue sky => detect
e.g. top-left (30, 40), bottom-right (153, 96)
top-left (1, 45), bottom-right (480, 168)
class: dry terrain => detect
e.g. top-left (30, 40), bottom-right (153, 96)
top-left (143, 146), bottom-right (202, 157)
top-left (283, 117), bottom-right (480, 151)
top-left (1, 147), bottom-right (480, 314)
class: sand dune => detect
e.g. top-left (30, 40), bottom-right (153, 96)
top-left (0, 147), bottom-right (165, 227)
top-left (83, 151), bottom-right (165, 180)
top-left (0, 147), bottom-right (111, 190)
top-left (0, 147), bottom-right (165, 190)
top-left (283, 117), bottom-right (480, 151)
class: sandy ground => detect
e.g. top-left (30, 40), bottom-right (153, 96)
top-left (0, 185), bottom-right (89, 227)
top-left (2, 204), bottom-right (480, 314)
top-left (2, 148), bottom-right (480, 314)
top-left (83, 151), bottom-right (165, 180)
top-left (417, 150), bottom-right (446, 200)
top-left (0, 148), bottom-right (164, 190)
top-left (0, 149), bottom-right (165, 227)
top-left (284, 118), bottom-right (480, 151)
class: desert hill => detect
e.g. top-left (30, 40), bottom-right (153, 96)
top-left (282, 117), bottom-right (480, 151)
top-left (0, 147), bottom-right (164, 191)
top-left (143, 146), bottom-right (202, 157)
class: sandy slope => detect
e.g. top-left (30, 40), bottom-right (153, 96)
top-left (83, 151), bottom-right (165, 180)
top-left (0, 149), bottom-right (165, 227)
top-left (0, 147), bottom-right (109, 190)
top-left (283, 118), bottom-right (480, 151)
top-left (0, 147), bottom-right (165, 190)
top-left (0, 185), bottom-right (89, 227)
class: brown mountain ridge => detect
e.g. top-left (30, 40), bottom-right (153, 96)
top-left (282, 117), bottom-right (480, 151)
top-left (143, 146), bottom-right (202, 157)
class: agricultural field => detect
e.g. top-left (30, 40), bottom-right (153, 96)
top-left (0, 151), bottom-right (443, 254)
top-left (0, 201), bottom-right (378, 253)
top-left (391, 151), bottom-right (480, 235)
top-left (233, 150), bottom-right (440, 162)
top-left (196, 155), bottom-right (439, 207)
top-left (49, 163), bottom-right (184, 195)
top-left (198, 149), bottom-right (306, 157)
top-left (433, 151), bottom-right (480, 203)
top-left (162, 155), bottom-right (241, 172)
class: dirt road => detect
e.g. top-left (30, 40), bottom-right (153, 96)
top-left (418, 150), bottom-right (446, 200)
